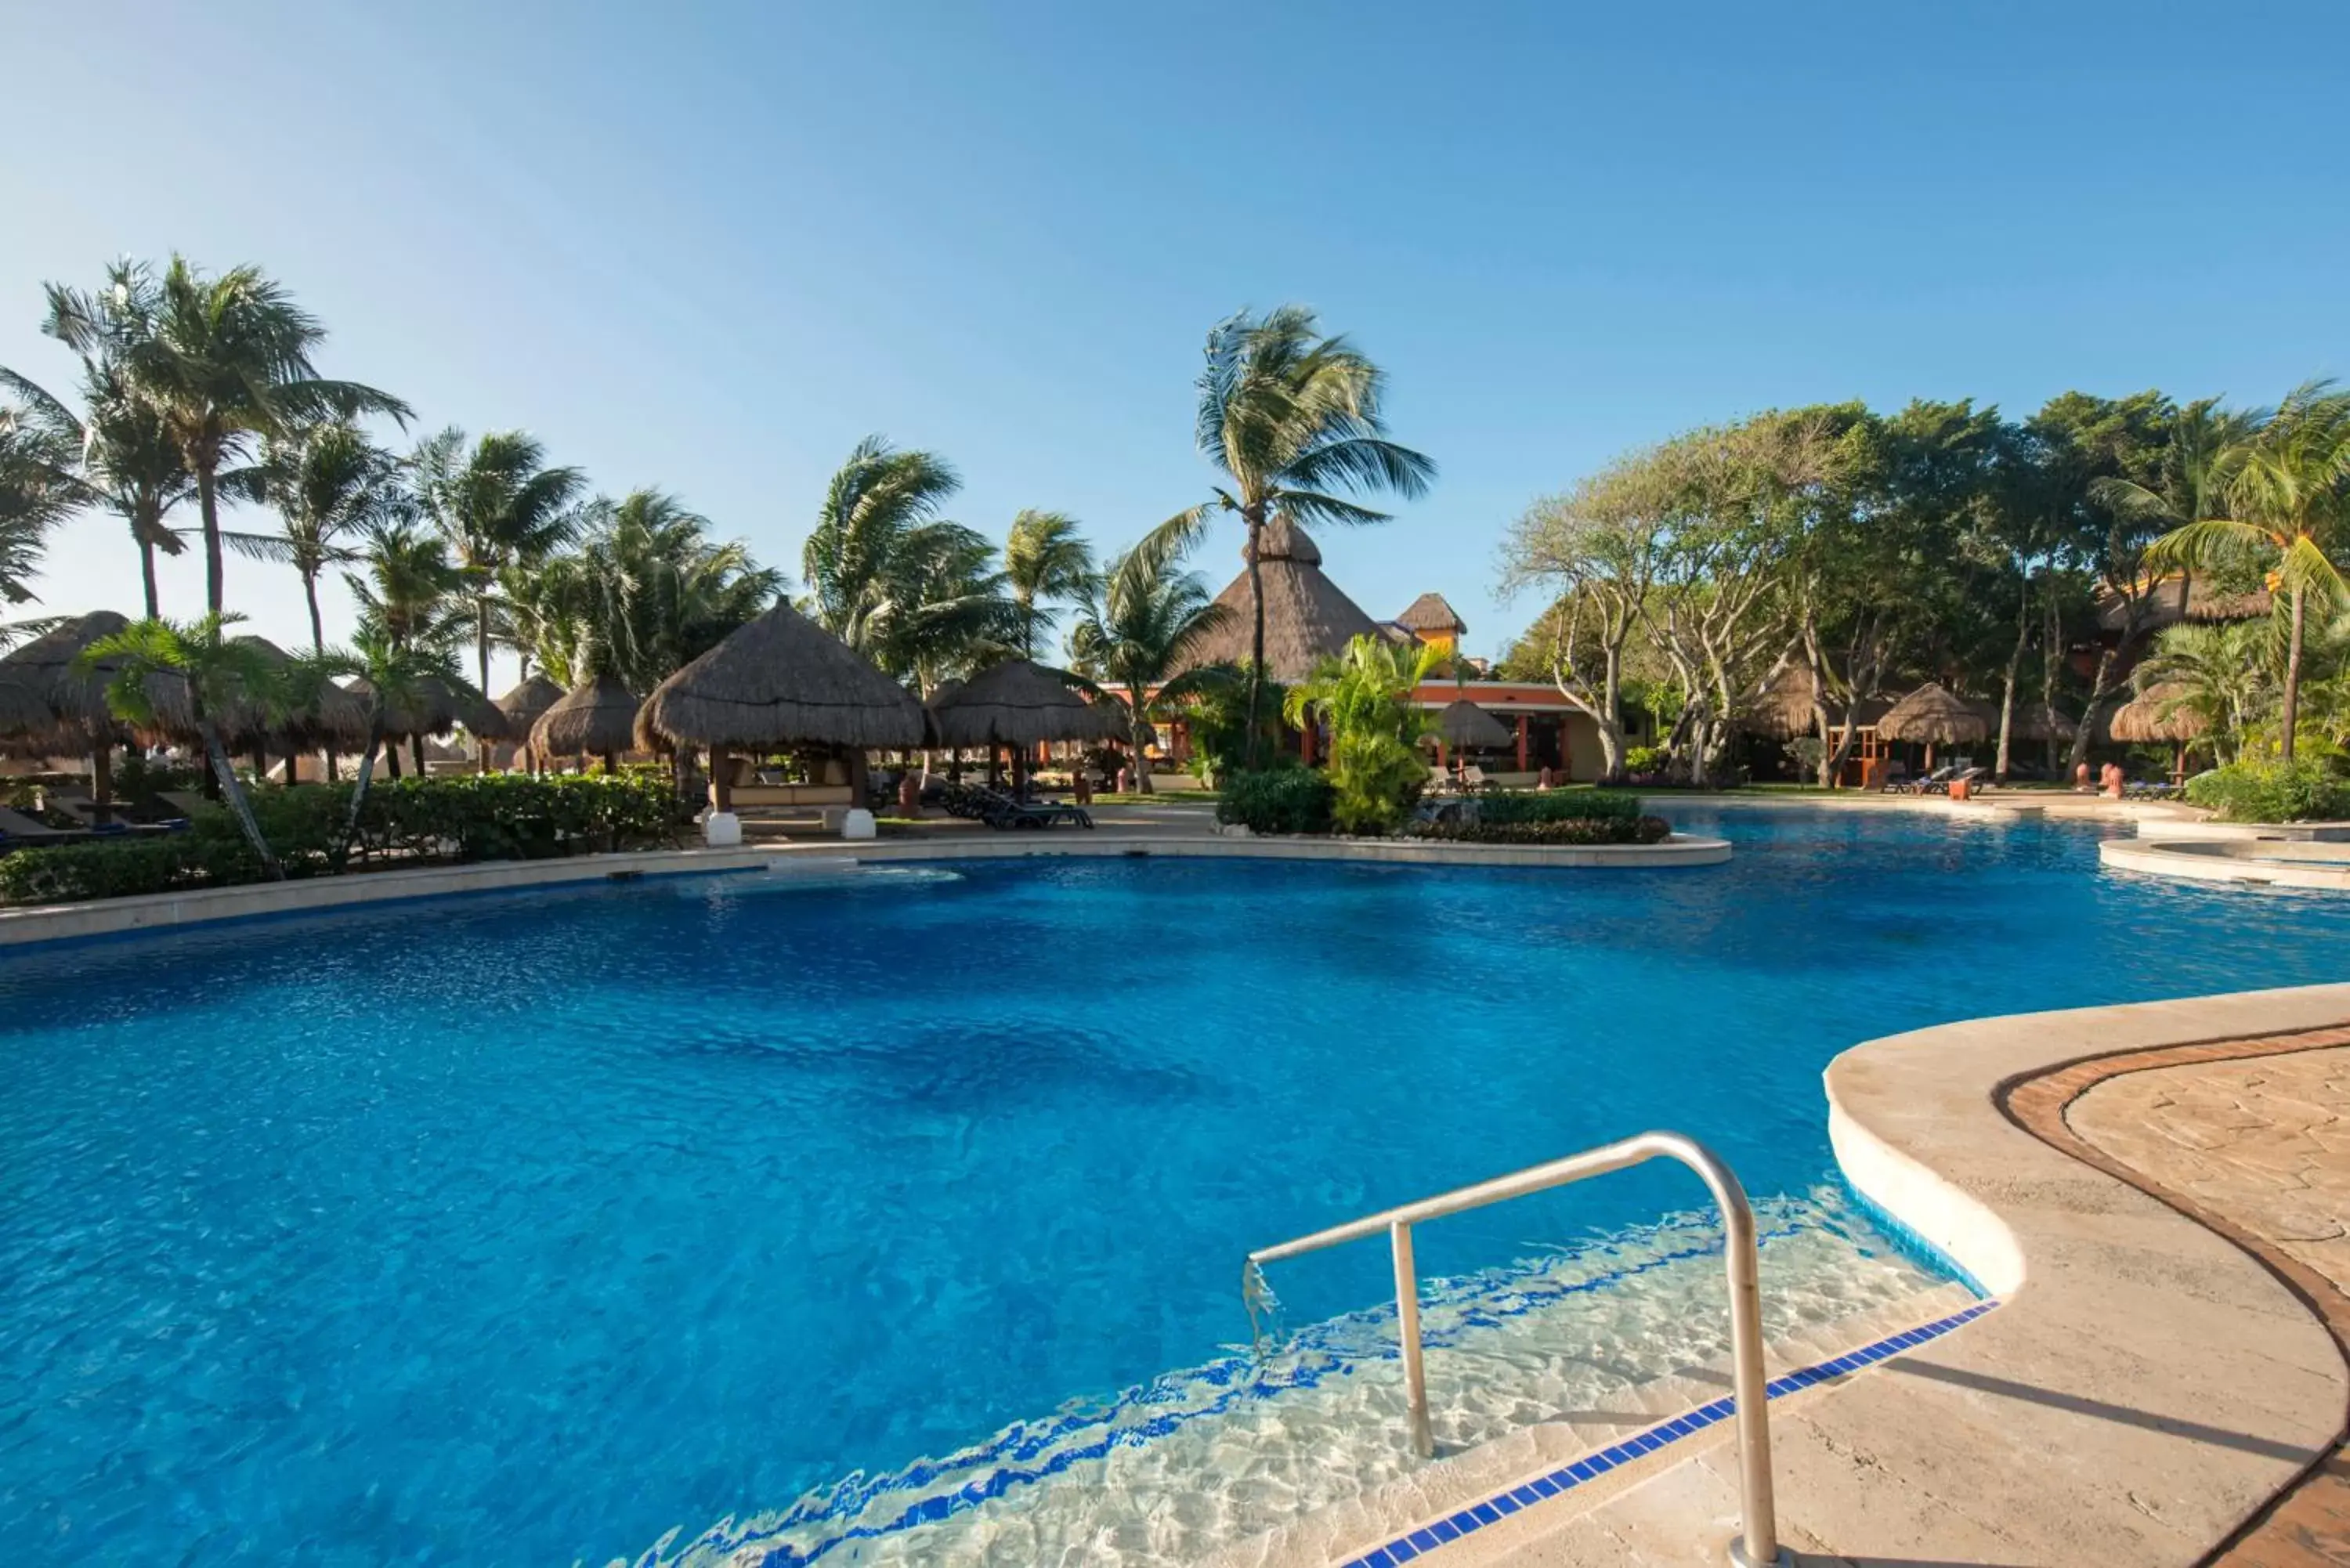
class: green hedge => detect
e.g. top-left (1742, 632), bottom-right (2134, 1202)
top-left (1216, 768), bottom-right (1337, 835)
top-left (0, 773), bottom-right (687, 905)
top-left (1475, 789), bottom-right (1643, 826)
top-left (2185, 759), bottom-right (2350, 823)
top-left (1413, 814), bottom-right (1671, 846)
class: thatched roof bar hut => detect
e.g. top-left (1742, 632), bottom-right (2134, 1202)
top-left (1174, 518), bottom-right (1388, 682)
top-left (2104, 683), bottom-right (2208, 745)
top-left (530, 673), bottom-right (643, 767)
top-left (928, 659), bottom-right (1123, 748)
top-left (638, 602), bottom-right (925, 809)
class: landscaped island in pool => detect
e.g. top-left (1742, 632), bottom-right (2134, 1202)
top-left (4, 807), bottom-right (2348, 1564)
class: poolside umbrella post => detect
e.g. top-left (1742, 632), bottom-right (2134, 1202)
top-left (1875, 681), bottom-right (1987, 775)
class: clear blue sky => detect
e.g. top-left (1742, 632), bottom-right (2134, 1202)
top-left (6, 0), bottom-right (2345, 685)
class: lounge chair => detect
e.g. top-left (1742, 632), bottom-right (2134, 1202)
top-left (0, 806), bottom-right (86, 849)
top-left (971, 785), bottom-right (1092, 830)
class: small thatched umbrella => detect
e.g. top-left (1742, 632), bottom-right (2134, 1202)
top-left (530, 673), bottom-right (642, 773)
top-left (930, 659), bottom-right (1123, 794)
top-left (1430, 697), bottom-right (1510, 783)
top-left (2106, 682), bottom-right (2208, 782)
top-left (1876, 681), bottom-right (1987, 770)
top-left (141, 637), bottom-right (371, 783)
top-left (638, 602), bottom-right (926, 810)
top-left (345, 674), bottom-right (510, 779)
top-left (496, 674), bottom-right (564, 769)
top-left (0, 611), bottom-right (136, 818)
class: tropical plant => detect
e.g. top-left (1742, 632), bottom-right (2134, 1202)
top-left (347, 518), bottom-right (467, 652)
top-left (1282, 633), bottom-right (1447, 833)
top-left (76, 612), bottom-right (284, 876)
top-left (1003, 509), bottom-right (1094, 659)
top-left (2146, 382), bottom-right (2350, 762)
top-left (528, 490), bottom-right (781, 689)
top-left (413, 427), bottom-right (585, 697)
top-left (0, 396), bottom-right (71, 607)
top-left (1065, 517), bottom-right (1235, 793)
top-left (1176, 306), bottom-right (1434, 763)
top-left (62, 256), bottom-right (410, 613)
top-left (2130, 621), bottom-right (2271, 764)
top-left (300, 630), bottom-right (463, 862)
top-left (801, 436), bottom-right (1018, 685)
top-left (2, 263), bottom-right (197, 616)
top-left (2186, 757), bottom-right (2350, 823)
top-left (227, 421), bottom-right (409, 650)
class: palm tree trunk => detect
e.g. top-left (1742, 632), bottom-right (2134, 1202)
top-left (197, 466), bottom-right (225, 615)
top-left (476, 599), bottom-right (494, 775)
top-left (2281, 583), bottom-right (2307, 763)
top-left (200, 719), bottom-right (282, 880)
top-left (1129, 686), bottom-right (1154, 795)
top-left (1243, 511), bottom-right (1267, 770)
top-left (304, 572), bottom-right (326, 653)
top-left (137, 538), bottom-right (161, 620)
top-left (91, 746), bottom-right (113, 827)
top-left (411, 735), bottom-right (427, 778)
top-left (340, 713), bottom-right (386, 869)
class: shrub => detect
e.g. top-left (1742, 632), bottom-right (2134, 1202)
top-left (0, 773), bottom-right (689, 905)
top-left (1476, 789), bottom-right (1643, 826)
top-left (1622, 745), bottom-right (1670, 775)
top-left (1217, 768), bottom-right (1336, 835)
top-left (2186, 758), bottom-right (2350, 823)
top-left (1413, 814), bottom-right (1672, 847)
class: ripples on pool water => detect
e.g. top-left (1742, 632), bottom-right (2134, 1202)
top-left (2, 807), bottom-right (2345, 1565)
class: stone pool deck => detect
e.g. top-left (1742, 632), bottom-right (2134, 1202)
top-left (1240, 987), bottom-right (2350, 1567)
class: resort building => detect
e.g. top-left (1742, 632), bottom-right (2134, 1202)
top-left (1165, 518), bottom-right (1614, 781)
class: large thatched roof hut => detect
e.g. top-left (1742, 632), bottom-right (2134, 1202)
top-left (0, 610), bottom-right (134, 752)
top-left (531, 673), bottom-right (643, 764)
top-left (637, 602), bottom-right (925, 752)
top-left (928, 659), bottom-right (1123, 747)
top-left (1174, 518), bottom-right (1387, 682)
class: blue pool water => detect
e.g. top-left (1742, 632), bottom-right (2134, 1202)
top-left (2, 807), bottom-right (2345, 1565)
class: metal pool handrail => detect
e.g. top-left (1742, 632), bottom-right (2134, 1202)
top-left (1247, 1131), bottom-right (1787, 1568)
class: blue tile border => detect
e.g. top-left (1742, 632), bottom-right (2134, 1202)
top-left (1332, 1299), bottom-right (1999, 1568)
top-left (1838, 1176), bottom-right (1993, 1299)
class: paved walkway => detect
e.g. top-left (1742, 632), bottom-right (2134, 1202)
top-left (2061, 1043), bottom-right (2350, 1568)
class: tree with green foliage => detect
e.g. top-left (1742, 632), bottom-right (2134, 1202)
top-left (78, 612), bottom-right (283, 876)
top-left (1282, 633), bottom-right (1446, 833)
top-left (2, 263), bottom-right (198, 617)
top-left (1176, 306), bottom-right (1434, 764)
top-left (64, 257), bottom-right (410, 614)
top-left (2145, 382), bottom-right (2350, 762)
top-left (287, 630), bottom-right (464, 862)
top-left (413, 426), bottom-right (585, 703)
top-left (2131, 621), bottom-right (2270, 765)
top-left (229, 421), bottom-right (410, 652)
top-left (1067, 517), bottom-right (1235, 793)
top-left (1003, 509), bottom-right (1094, 661)
top-left (802, 435), bottom-right (1019, 688)
top-left (347, 518), bottom-right (466, 654)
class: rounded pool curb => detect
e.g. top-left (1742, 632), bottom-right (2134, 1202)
top-left (2101, 836), bottom-right (2350, 891)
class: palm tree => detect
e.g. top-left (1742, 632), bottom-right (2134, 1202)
top-left (2, 264), bottom-right (198, 617)
top-left (228, 422), bottom-right (409, 652)
top-left (1003, 509), bottom-right (1094, 659)
top-left (802, 436), bottom-right (1018, 685)
top-left (1177, 306), bottom-right (1434, 764)
top-left (292, 630), bottom-right (461, 862)
top-left (77, 612), bottom-right (283, 876)
top-left (347, 518), bottom-right (467, 654)
top-left (2085, 398), bottom-right (2262, 768)
top-left (533, 489), bottom-right (783, 690)
top-left (1067, 518), bottom-right (1235, 793)
top-left (63, 256), bottom-right (411, 614)
top-left (2131, 621), bottom-right (2270, 764)
top-left (413, 427), bottom-right (585, 700)
top-left (2146, 382), bottom-right (2350, 761)
top-left (0, 398), bottom-right (74, 609)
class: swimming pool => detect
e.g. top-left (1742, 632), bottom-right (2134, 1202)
top-left (3, 807), bottom-right (2345, 1564)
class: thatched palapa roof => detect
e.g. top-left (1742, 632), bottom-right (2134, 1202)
top-left (1964, 697), bottom-right (2077, 743)
top-left (1433, 697), bottom-right (1511, 749)
top-left (1395, 592), bottom-right (1466, 636)
top-left (638, 601), bottom-right (925, 751)
top-left (497, 674), bottom-right (565, 732)
top-left (345, 674), bottom-right (510, 741)
top-left (2104, 682), bottom-right (2209, 743)
top-left (1875, 682), bottom-right (1987, 746)
top-left (0, 611), bottom-right (135, 750)
top-left (1743, 663), bottom-right (1895, 740)
top-left (1176, 518), bottom-right (1387, 683)
top-left (929, 659), bottom-right (1124, 746)
top-left (532, 673), bottom-right (643, 758)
